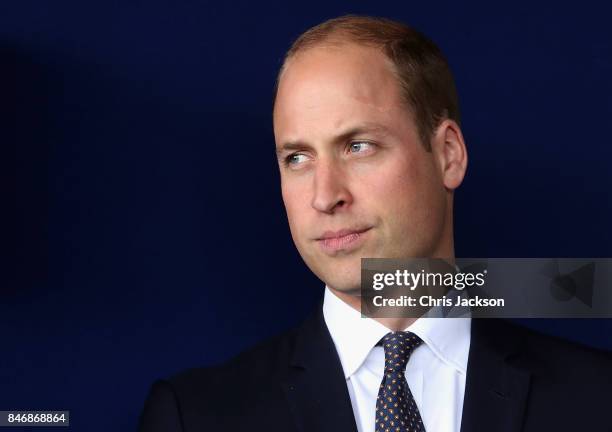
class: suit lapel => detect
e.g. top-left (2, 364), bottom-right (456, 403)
top-left (460, 319), bottom-right (531, 432)
top-left (281, 302), bottom-right (358, 432)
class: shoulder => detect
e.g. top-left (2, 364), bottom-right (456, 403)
top-left (166, 301), bottom-right (329, 392)
top-left (169, 325), bottom-right (300, 391)
top-left (473, 318), bottom-right (612, 382)
top-left (510, 319), bottom-right (608, 356)
top-left (139, 326), bottom-right (303, 430)
top-left (521, 322), bottom-right (612, 382)
top-left (139, 326), bottom-right (303, 431)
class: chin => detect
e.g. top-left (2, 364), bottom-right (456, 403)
top-left (318, 267), bottom-right (362, 294)
top-left (303, 250), bottom-right (369, 293)
top-left (327, 283), bottom-right (362, 296)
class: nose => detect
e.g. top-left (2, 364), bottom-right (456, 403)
top-left (310, 159), bottom-right (353, 214)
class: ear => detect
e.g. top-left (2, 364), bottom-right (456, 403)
top-left (430, 119), bottom-right (468, 190)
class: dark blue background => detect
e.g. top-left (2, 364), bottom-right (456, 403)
top-left (4, 1), bottom-right (612, 430)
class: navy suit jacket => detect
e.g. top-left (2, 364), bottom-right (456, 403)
top-left (139, 303), bottom-right (612, 431)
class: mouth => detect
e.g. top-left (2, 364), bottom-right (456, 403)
top-left (315, 227), bottom-right (372, 255)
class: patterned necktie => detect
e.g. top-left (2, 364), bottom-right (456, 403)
top-left (375, 331), bottom-right (425, 432)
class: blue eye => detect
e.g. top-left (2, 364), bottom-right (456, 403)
top-left (349, 141), bottom-right (373, 153)
top-left (286, 153), bottom-right (308, 166)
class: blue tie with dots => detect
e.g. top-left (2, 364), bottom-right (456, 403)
top-left (376, 331), bottom-right (425, 432)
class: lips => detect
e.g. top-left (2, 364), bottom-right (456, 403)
top-left (315, 227), bottom-right (372, 254)
top-left (317, 227), bottom-right (371, 240)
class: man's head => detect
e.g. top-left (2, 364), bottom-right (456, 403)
top-left (273, 15), bottom-right (468, 295)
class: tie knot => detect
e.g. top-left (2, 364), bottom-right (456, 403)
top-left (379, 331), bottom-right (423, 372)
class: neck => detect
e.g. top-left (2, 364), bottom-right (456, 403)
top-left (328, 244), bottom-right (456, 332)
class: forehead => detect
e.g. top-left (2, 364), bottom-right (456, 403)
top-left (273, 43), bottom-right (409, 142)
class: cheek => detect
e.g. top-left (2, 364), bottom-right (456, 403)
top-left (364, 156), bottom-right (443, 227)
top-left (281, 181), bottom-right (309, 236)
top-left (365, 156), bottom-right (422, 203)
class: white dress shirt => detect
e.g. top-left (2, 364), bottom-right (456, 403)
top-left (322, 286), bottom-right (471, 432)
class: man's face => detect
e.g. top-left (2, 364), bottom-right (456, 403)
top-left (273, 43), bottom-right (450, 293)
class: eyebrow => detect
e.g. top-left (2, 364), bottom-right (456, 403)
top-left (275, 123), bottom-right (390, 156)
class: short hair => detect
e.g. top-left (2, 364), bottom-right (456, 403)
top-left (273, 15), bottom-right (461, 151)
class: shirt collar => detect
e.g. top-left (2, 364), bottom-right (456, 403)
top-left (322, 286), bottom-right (471, 379)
